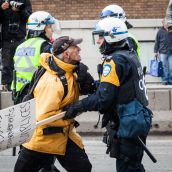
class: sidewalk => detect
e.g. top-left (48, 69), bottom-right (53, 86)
top-left (75, 110), bottom-right (172, 135)
top-left (0, 75), bottom-right (172, 135)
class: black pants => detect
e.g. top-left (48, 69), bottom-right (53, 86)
top-left (14, 139), bottom-right (92, 172)
top-left (1, 39), bottom-right (23, 86)
top-left (116, 137), bottom-right (146, 172)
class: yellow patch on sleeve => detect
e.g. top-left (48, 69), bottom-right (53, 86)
top-left (101, 60), bottom-right (120, 87)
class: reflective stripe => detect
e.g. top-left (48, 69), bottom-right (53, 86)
top-left (13, 38), bottom-right (46, 92)
top-left (16, 77), bottom-right (30, 84)
top-left (15, 38), bottom-right (43, 67)
top-left (15, 66), bottom-right (37, 73)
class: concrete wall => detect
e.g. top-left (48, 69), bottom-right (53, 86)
top-left (1, 86), bottom-right (172, 111)
top-left (58, 19), bottom-right (162, 79)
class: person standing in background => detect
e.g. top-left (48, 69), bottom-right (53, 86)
top-left (154, 18), bottom-right (172, 85)
top-left (0, 0), bottom-right (32, 91)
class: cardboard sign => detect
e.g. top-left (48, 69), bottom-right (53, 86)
top-left (0, 99), bottom-right (36, 151)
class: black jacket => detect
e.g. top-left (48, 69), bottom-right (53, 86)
top-left (82, 50), bottom-right (148, 114)
top-left (0, 0), bottom-right (32, 41)
top-left (154, 27), bottom-right (172, 54)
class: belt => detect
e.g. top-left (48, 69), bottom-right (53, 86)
top-left (43, 126), bottom-right (64, 135)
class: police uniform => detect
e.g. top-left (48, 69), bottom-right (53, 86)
top-left (12, 36), bottom-right (52, 103)
top-left (127, 33), bottom-right (140, 58)
top-left (14, 53), bottom-right (92, 172)
top-left (64, 49), bottom-right (151, 172)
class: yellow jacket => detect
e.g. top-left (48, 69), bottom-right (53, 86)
top-left (23, 53), bottom-right (84, 155)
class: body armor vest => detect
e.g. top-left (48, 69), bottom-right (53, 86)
top-left (111, 50), bottom-right (148, 106)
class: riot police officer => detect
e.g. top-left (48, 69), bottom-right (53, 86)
top-left (100, 4), bottom-right (140, 58)
top-left (63, 18), bottom-right (152, 172)
top-left (12, 11), bottom-right (61, 104)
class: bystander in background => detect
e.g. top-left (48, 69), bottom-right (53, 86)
top-left (154, 18), bottom-right (172, 85)
top-left (0, 0), bottom-right (32, 91)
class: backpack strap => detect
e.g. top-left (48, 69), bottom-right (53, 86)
top-left (28, 66), bottom-right (46, 94)
top-left (48, 56), bottom-right (68, 100)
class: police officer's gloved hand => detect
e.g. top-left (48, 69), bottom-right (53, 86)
top-left (63, 101), bottom-right (86, 120)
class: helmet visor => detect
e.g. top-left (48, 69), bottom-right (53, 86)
top-left (100, 10), bottom-right (118, 18)
top-left (92, 30), bottom-right (105, 44)
top-left (52, 19), bottom-right (61, 35)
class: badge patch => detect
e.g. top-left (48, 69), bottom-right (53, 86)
top-left (103, 64), bottom-right (112, 77)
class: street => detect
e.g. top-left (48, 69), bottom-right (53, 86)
top-left (0, 135), bottom-right (172, 172)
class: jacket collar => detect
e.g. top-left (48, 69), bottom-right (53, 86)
top-left (40, 53), bottom-right (77, 74)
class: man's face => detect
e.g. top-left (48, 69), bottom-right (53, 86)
top-left (65, 45), bottom-right (81, 64)
top-left (96, 36), bottom-right (105, 47)
top-left (45, 24), bottom-right (53, 39)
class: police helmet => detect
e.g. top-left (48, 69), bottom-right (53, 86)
top-left (92, 18), bottom-right (128, 54)
top-left (100, 4), bottom-right (126, 22)
top-left (27, 11), bottom-right (61, 37)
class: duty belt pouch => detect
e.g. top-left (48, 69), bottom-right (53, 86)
top-left (43, 127), bottom-right (64, 135)
top-left (117, 99), bottom-right (152, 138)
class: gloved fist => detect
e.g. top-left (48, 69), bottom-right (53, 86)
top-left (76, 62), bottom-right (96, 95)
top-left (63, 101), bottom-right (86, 120)
top-left (76, 62), bottom-right (89, 83)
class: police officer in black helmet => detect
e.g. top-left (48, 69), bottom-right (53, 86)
top-left (63, 17), bottom-right (152, 172)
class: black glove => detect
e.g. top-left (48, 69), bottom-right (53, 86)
top-left (76, 63), bottom-right (96, 95)
top-left (76, 62), bottom-right (89, 83)
top-left (63, 101), bottom-right (86, 120)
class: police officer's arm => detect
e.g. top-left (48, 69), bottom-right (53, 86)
top-left (19, 0), bottom-right (32, 21)
top-left (82, 57), bottom-right (131, 113)
top-left (64, 56), bottom-right (131, 119)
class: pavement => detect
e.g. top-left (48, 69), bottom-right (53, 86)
top-left (75, 110), bottom-right (172, 135)
top-left (1, 136), bottom-right (172, 172)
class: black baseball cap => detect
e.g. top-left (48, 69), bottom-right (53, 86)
top-left (52, 36), bottom-right (83, 55)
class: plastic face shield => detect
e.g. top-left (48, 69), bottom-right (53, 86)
top-left (52, 19), bottom-right (61, 35)
top-left (92, 30), bottom-right (105, 44)
top-left (45, 16), bottom-right (61, 35)
top-left (100, 10), bottom-right (119, 18)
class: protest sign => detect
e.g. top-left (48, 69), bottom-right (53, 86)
top-left (0, 98), bottom-right (65, 151)
top-left (0, 99), bottom-right (36, 151)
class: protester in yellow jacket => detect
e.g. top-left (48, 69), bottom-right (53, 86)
top-left (14, 36), bottom-right (93, 172)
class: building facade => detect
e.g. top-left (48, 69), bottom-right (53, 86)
top-left (31, 0), bottom-right (169, 20)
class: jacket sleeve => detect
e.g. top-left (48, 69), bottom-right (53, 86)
top-left (81, 56), bottom-right (131, 114)
top-left (82, 82), bottom-right (118, 114)
top-left (154, 29), bottom-right (160, 53)
top-left (19, 0), bottom-right (32, 21)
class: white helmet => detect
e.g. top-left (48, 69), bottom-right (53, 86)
top-left (93, 17), bottom-right (128, 44)
top-left (100, 4), bottom-right (126, 22)
top-left (27, 11), bottom-right (61, 36)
